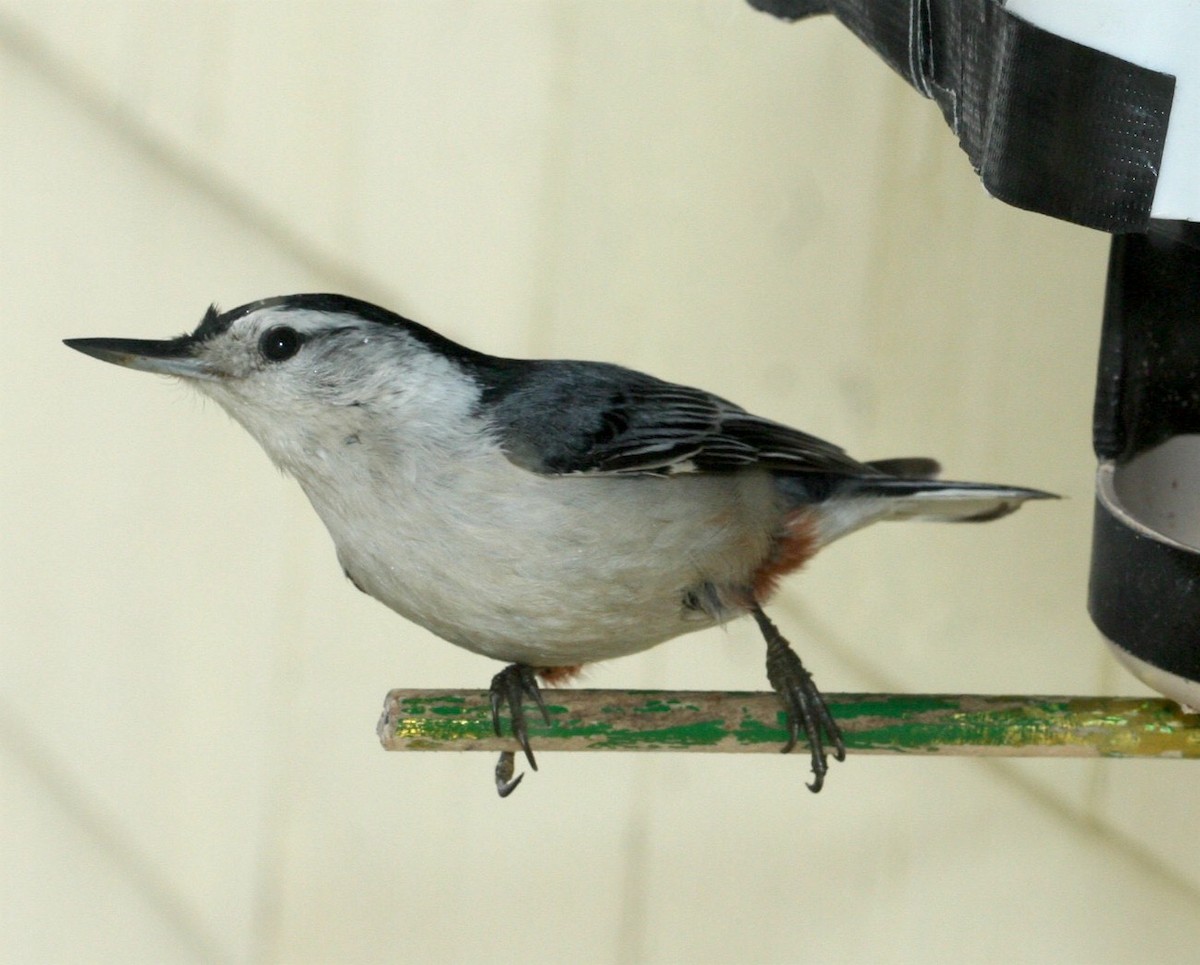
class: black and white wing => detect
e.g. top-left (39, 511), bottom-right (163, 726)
top-left (481, 359), bottom-right (875, 478)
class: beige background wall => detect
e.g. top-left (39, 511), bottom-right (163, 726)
top-left (2, 2), bottom-right (1197, 962)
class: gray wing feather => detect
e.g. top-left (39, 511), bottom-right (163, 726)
top-left (485, 360), bottom-right (872, 478)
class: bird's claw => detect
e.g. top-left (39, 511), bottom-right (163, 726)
top-left (754, 607), bottom-right (845, 792)
top-left (494, 750), bottom-right (524, 798)
top-left (489, 663), bottom-right (551, 777)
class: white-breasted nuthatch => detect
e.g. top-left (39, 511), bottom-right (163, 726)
top-left (66, 294), bottom-right (1054, 795)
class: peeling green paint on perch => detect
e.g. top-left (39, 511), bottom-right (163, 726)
top-left (377, 690), bottom-right (1200, 758)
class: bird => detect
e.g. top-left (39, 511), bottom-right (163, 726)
top-left (65, 293), bottom-right (1055, 795)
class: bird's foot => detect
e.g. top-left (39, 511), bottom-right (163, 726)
top-left (494, 751), bottom-right (524, 797)
top-left (752, 606), bottom-right (845, 793)
top-left (489, 663), bottom-right (551, 797)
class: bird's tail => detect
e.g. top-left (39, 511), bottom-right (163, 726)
top-left (858, 457), bottom-right (1056, 522)
top-left (785, 458), bottom-right (1057, 546)
top-left (849, 476), bottom-right (1058, 524)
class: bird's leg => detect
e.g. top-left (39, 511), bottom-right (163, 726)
top-left (751, 604), bottom-right (846, 792)
top-left (489, 663), bottom-right (551, 796)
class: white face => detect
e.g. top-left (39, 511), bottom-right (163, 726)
top-left (180, 306), bottom-right (483, 481)
top-left (192, 305), bottom-right (396, 391)
top-left (67, 299), bottom-right (494, 490)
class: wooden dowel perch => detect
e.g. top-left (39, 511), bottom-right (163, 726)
top-left (378, 690), bottom-right (1200, 758)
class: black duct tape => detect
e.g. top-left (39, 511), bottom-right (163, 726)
top-left (1089, 225), bottom-right (1200, 707)
top-left (749, 0), bottom-right (1175, 233)
top-left (1095, 225), bottom-right (1200, 463)
top-left (1092, 451), bottom-right (1200, 708)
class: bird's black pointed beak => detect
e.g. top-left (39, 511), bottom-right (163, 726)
top-left (63, 336), bottom-right (218, 381)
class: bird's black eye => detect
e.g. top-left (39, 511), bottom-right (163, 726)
top-left (259, 326), bottom-right (302, 362)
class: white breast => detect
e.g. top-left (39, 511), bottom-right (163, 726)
top-left (300, 435), bottom-right (781, 667)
